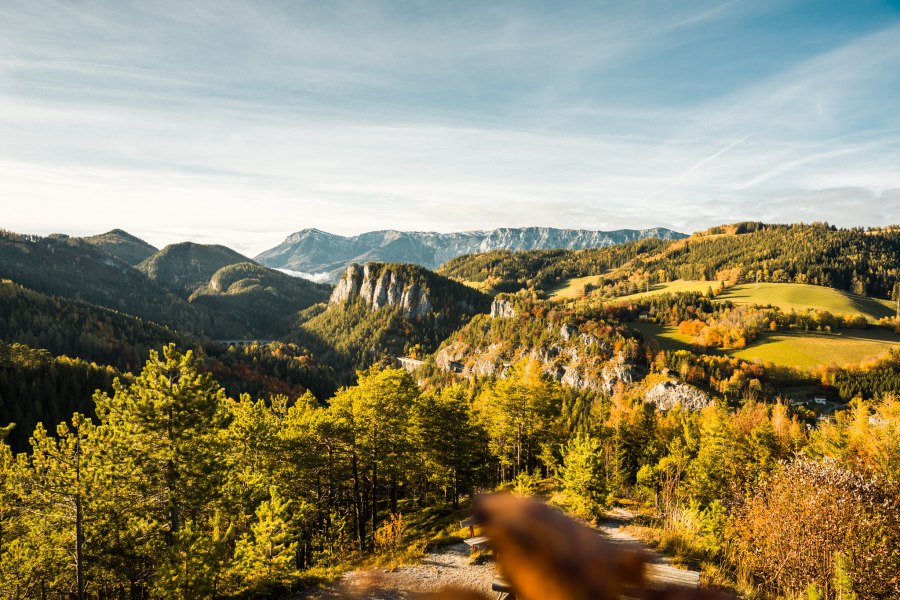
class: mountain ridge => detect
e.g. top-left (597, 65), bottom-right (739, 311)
top-left (255, 226), bottom-right (687, 282)
top-left (189, 261), bottom-right (331, 336)
top-left (0, 230), bottom-right (204, 331)
top-left (0, 229), bottom-right (333, 340)
top-left (81, 229), bottom-right (158, 265)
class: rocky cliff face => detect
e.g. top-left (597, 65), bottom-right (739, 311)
top-left (330, 263), bottom-right (432, 318)
top-left (490, 297), bottom-right (517, 319)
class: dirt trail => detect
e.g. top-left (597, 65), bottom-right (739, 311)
top-left (599, 507), bottom-right (701, 590)
top-left (298, 509), bottom-right (700, 599)
top-left (296, 542), bottom-right (496, 600)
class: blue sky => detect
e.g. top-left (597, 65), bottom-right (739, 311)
top-left (2, 0), bottom-right (900, 255)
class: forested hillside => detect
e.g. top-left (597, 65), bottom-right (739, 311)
top-left (190, 262), bottom-right (331, 336)
top-left (441, 223), bottom-right (900, 299)
top-left (439, 238), bottom-right (669, 293)
top-left (435, 296), bottom-right (642, 392)
top-left (0, 342), bottom-right (119, 450)
top-left (0, 230), bottom-right (204, 331)
top-left (0, 230), bottom-right (334, 340)
top-left (138, 242), bottom-right (253, 296)
top-left (0, 279), bottom-right (196, 371)
top-left (0, 337), bottom-right (339, 453)
top-left (203, 341), bottom-right (340, 402)
top-left (638, 223), bottom-right (899, 297)
top-left (81, 229), bottom-right (158, 265)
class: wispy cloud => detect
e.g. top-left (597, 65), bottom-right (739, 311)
top-left (1, 1), bottom-right (899, 254)
top-left (643, 135), bottom-right (750, 202)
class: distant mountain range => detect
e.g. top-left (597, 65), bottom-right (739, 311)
top-left (255, 227), bottom-right (687, 282)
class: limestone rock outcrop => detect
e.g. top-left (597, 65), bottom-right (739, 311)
top-left (330, 263), bottom-right (432, 318)
top-left (644, 381), bottom-right (712, 411)
top-left (490, 297), bottom-right (517, 319)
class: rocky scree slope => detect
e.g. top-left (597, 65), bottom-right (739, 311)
top-left (436, 296), bottom-right (640, 393)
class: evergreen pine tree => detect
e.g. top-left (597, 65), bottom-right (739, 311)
top-left (12, 415), bottom-right (98, 599)
top-left (93, 344), bottom-right (229, 593)
top-left (558, 435), bottom-right (606, 519)
top-left (330, 367), bottom-right (419, 546)
top-left (688, 406), bottom-right (732, 506)
top-left (0, 424), bottom-right (17, 555)
top-left (893, 281), bottom-right (900, 318)
top-left (413, 385), bottom-right (478, 508)
top-left (805, 583), bottom-right (824, 600)
top-left (231, 487), bottom-right (298, 591)
top-left (0, 425), bottom-right (28, 597)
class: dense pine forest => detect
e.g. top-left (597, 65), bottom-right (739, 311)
top-left (0, 280), bottom-right (196, 371)
top-left (1, 223), bottom-right (899, 599)
top-left (0, 342), bottom-right (119, 451)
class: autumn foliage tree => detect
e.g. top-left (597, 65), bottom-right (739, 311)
top-left (728, 458), bottom-right (899, 599)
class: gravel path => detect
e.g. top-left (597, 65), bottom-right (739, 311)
top-left (296, 543), bottom-right (497, 600)
top-left (599, 507), bottom-right (700, 589)
top-left (298, 509), bottom-right (699, 599)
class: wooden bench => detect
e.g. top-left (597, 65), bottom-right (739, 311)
top-left (460, 517), bottom-right (490, 551)
top-left (491, 575), bottom-right (515, 599)
top-left (461, 518), bottom-right (513, 598)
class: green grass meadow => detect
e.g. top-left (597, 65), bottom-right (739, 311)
top-left (551, 278), bottom-right (713, 301)
top-left (720, 282), bottom-right (894, 320)
top-left (600, 280), bottom-right (895, 322)
top-left (632, 322), bottom-right (900, 369)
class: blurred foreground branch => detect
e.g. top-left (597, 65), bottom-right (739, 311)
top-left (428, 495), bottom-right (735, 600)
